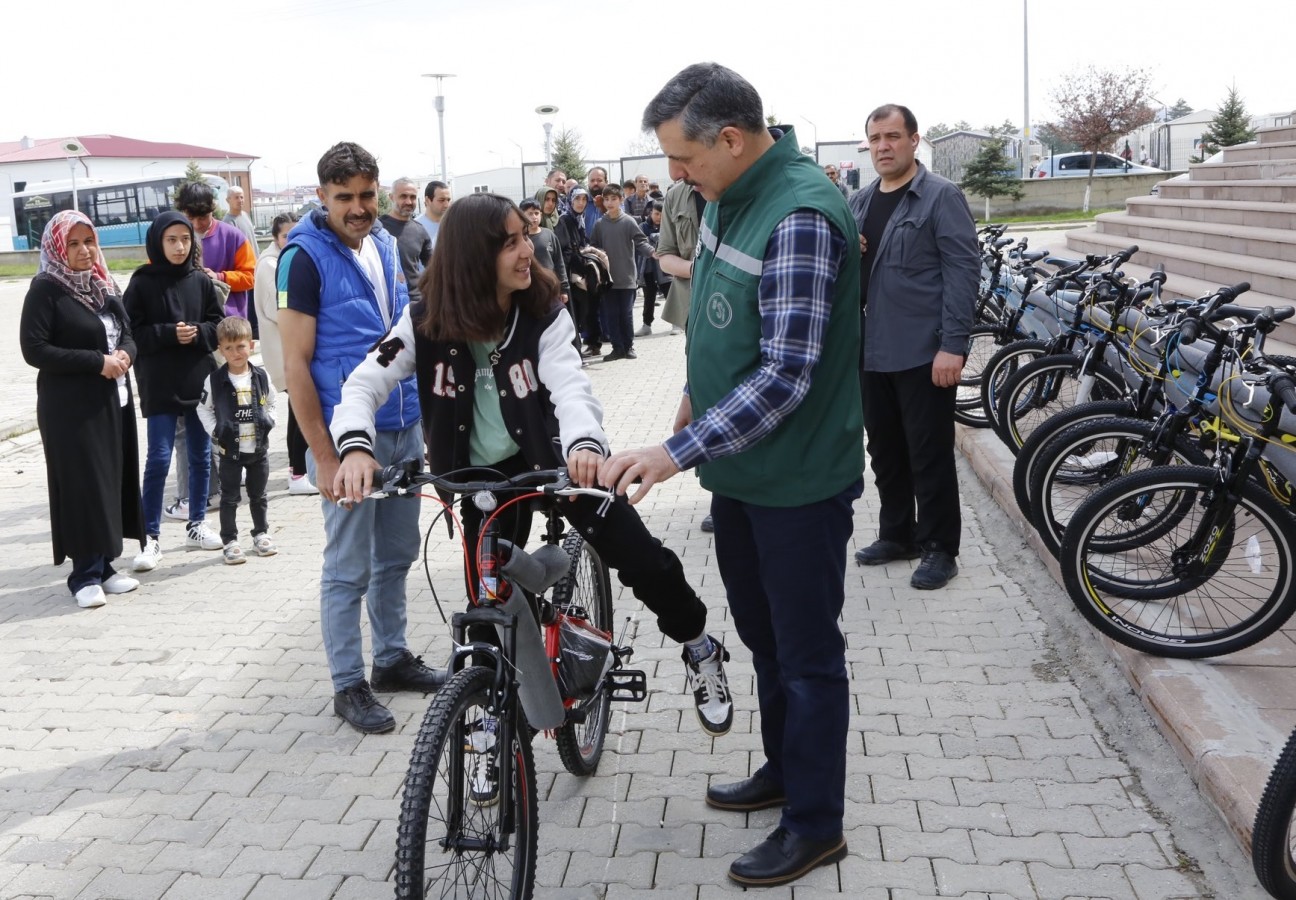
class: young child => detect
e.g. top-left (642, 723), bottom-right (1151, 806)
top-left (636, 201), bottom-right (672, 337)
top-left (197, 316), bottom-right (278, 564)
top-left (519, 199), bottom-right (569, 302)
top-left (590, 184), bottom-right (651, 361)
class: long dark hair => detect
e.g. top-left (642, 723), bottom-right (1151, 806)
top-left (417, 193), bottom-right (558, 342)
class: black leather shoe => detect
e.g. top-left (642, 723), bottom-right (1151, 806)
top-left (700, 514), bottom-right (715, 533)
top-left (728, 826), bottom-right (847, 887)
top-left (371, 650), bottom-right (446, 693)
top-left (911, 550), bottom-right (958, 590)
top-left (624, 349), bottom-right (638, 359)
top-left (854, 539), bottom-right (921, 566)
top-left (603, 350), bottom-right (628, 362)
top-left (334, 680), bottom-right (395, 734)
top-left (706, 771), bottom-right (787, 811)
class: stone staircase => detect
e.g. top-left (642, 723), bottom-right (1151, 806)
top-left (1064, 123), bottom-right (1296, 345)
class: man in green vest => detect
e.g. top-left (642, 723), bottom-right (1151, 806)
top-left (600, 62), bottom-right (863, 888)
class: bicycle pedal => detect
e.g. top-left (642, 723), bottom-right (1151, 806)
top-left (606, 669), bottom-right (648, 702)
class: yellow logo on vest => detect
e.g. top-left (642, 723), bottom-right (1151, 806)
top-left (706, 292), bottom-right (733, 329)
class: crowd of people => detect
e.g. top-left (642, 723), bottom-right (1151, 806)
top-left (19, 61), bottom-right (977, 889)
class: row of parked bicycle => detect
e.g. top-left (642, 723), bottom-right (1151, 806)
top-left (964, 225), bottom-right (1296, 898)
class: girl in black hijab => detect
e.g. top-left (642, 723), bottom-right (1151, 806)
top-left (124, 211), bottom-right (226, 571)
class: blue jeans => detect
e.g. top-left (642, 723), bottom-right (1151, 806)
top-left (711, 479), bottom-right (862, 841)
top-left (603, 287), bottom-right (636, 353)
top-left (142, 410), bottom-right (211, 536)
top-left (307, 423), bottom-right (423, 692)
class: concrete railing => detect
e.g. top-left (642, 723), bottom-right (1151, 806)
top-left (965, 172), bottom-right (1182, 217)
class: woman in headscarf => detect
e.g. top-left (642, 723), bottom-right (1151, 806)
top-left (124, 211), bottom-right (226, 571)
top-left (19, 210), bottom-right (145, 609)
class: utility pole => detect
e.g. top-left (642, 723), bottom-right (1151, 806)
top-left (1022, 0), bottom-right (1031, 179)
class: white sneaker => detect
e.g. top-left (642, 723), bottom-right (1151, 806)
top-left (252, 533), bottom-right (278, 557)
top-left (669, 326), bottom-right (683, 335)
top-left (683, 636), bottom-right (734, 737)
top-left (75, 584), bottom-right (106, 609)
top-left (186, 522), bottom-right (222, 551)
top-left (102, 573), bottom-right (139, 594)
top-left (223, 541), bottom-right (247, 565)
top-left (133, 538), bottom-right (162, 572)
top-left (288, 474), bottom-right (319, 496)
top-left (635, 323), bottom-right (653, 337)
top-left (163, 499), bottom-right (189, 521)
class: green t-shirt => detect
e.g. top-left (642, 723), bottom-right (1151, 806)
top-left (468, 341), bottom-right (520, 466)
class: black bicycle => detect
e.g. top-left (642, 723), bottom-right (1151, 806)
top-left (367, 463), bottom-right (648, 900)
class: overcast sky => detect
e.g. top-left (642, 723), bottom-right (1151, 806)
top-left (7, 0), bottom-right (1291, 188)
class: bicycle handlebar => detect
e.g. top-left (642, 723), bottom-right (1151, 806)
top-left (337, 460), bottom-right (618, 508)
top-left (1272, 373), bottom-right (1296, 414)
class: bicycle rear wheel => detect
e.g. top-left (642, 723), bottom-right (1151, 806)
top-left (1059, 466), bottom-right (1296, 658)
top-left (395, 666), bottom-right (538, 900)
top-left (954, 325), bottom-right (1005, 429)
top-left (1012, 399), bottom-right (1136, 521)
top-left (1253, 726), bottom-right (1296, 899)
top-left (553, 531), bottom-right (614, 777)
top-left (980, 339), bottom-right (1050, 428)
top-left (993, 354), bottom-right (1126, 454)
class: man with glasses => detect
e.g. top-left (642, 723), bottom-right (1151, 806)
top-left (823, 165), bottom-right (849, 198)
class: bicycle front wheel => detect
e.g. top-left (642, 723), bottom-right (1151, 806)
top-left (980, 339), bottom-right (1050, 428)
top-left (1253, 726), bottom-right (1296, 899)
top-left (553, 530), bottom-right (615, 777)
top-left (993, 354), bottom-right (1127, 454)
top-left (954, 325), bottom-right (1005, 429)
top-left (1059, 466), bottom-right (1296, 658)
top-left (395, 666), bottom-right (538, 900)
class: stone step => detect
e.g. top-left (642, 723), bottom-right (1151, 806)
top-left (1125, 196), bottom-right (1296, 231)
top-left (1258, 124), bottom-right (1296, 145)
top-left (1157, 178), bottom-right (1296, 204)
top-left (1093, 213), bottom-right (1296, 263)
top-left (1064, 228), bottom-right (1296, 303)
top-left (1057, 234), bottom-right (1296, 352)
top-left (1188, 158), bottom-right (1296, 181)
top-left (1220, 140), bottom-right (1296, 163)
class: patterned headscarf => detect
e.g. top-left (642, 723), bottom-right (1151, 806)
top-left (38, 210), bottom-right (118, 312)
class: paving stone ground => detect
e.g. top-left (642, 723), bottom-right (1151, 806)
top-left (0, 278), bottom-right (1264, 898)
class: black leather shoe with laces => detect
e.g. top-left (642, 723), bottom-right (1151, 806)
top-left (371, 650), bottom-right (446, 693)
top-left (728, 826), bottom-right (847, 886)
top-left (854, 539), bottom-right (921, 566)
top-left (910, 550), bottom-right (958, 590)
top-left (334, 680), bottom-right (395, 734)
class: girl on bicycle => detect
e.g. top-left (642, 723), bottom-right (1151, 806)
top-left (330, 193), bottom-right (732, 736)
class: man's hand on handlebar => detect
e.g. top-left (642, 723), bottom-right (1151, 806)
top-left (332, 451), bottom-right (381, 508)
top-left (598, 445), bottom-right (680, 505)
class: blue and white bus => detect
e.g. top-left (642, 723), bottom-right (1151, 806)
top-left (10, 173), bottom-right (229, 250)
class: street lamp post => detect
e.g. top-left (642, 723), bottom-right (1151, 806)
top-left (535, 105), bottom-right (559, 170)
top-left (141, 161), bottom-right (159, 178)
top-left (423, 73), bottom-right (456, 182)
top-left (800, 116), bottom-right (818, 154)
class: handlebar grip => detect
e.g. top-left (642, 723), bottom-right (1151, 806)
top-left (1114, 245), bottom-right (1139, 264)
top-left (1218, 282), bottom-right (1251, 302)
top-left (1179, 318), bottom-right (1201, 345)
top-left (1275, 307), bottom-right (1296, 322)
top-left (1273, 374), bottom-right (1296, 414)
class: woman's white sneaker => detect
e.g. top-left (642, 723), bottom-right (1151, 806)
top-left (75, 584), bottom-right (107, 608)
top-left (102, 573), bottom-right (139, 594)
top-left (186, 522), bottom-right (222, 551)
top-left (133, 538), bottom-right (163, 572)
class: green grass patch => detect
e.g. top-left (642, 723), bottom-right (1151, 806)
top-left (0, 259), bottom-right (145, 279)
top-left (976, 207), bottom-right (1122, 225)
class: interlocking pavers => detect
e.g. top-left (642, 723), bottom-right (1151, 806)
top-left (0, 281), bottom-right (1256, 896)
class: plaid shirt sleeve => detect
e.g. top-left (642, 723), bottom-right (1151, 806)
top-left (664, 211), bottom-right (846, 470)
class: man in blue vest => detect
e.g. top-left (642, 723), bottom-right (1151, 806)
top-left (278, 142), bottom-right (442, 735)
top-left (601, 63), bottom-right (863, 888)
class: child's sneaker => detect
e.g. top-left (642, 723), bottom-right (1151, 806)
top-left (252, 534), bottom-right (278, 557)
top-left (186, 522), bottom-right (222, 551)
top-left (163, 499), bottom-right (189, 521)
top-left (133, 537), bottom-right (163, 572)
top-left (223, 541), bottom-right (246, 565)
top-left (683, 635), bottom-right (734, 737)
top-left (288, 474), bottom-right (319, 496)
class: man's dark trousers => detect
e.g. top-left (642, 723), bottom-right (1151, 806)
top-left (710, 479), bottom-right (862, 840)
top-left (860, 362), bottom-right (961, 554)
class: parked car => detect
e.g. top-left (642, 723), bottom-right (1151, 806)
top-left (1034, 152), bottom-right (1163, 178)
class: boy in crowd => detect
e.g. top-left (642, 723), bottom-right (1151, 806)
top-left (636, 200), bottom-right (671, 337)
top-left (590, 184), bottom-right (651, 361)
top-left (519, 198), bottom-right (570, 302)
top-left (197, 316), bottom-right (278, 565)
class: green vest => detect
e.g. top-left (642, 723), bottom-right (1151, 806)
top-left (687, 128), bottom-right (863, 507)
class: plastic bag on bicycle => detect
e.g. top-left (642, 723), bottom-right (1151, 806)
top-left (555, 615), bottom-right (614, 701)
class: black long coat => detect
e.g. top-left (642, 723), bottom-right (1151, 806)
top-left (19, 275), bottom-right (145, 564)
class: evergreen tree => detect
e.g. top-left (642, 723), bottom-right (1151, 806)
top-left (550, 127), bottom-right (587, 183)
top-left (960, 138), bottom-right (1023, 222)
top-left (925, 122), bottom-right (953, 141)
top-left (377, 188), bottom-right (392, 217)
top-left (1035, 122), bottom-right (1080, 155)
top-left (1199, 86), bottom-right (1256, 157)
top-left (1167, 98), bottom-right (1194, 121)
top-left (176, 159), bottom-right (224, 218)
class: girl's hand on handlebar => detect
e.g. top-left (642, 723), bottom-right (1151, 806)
top-left (333, 451), bottom-right (381, 507)
top-left (566, 448), bottom-right (603, 488)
